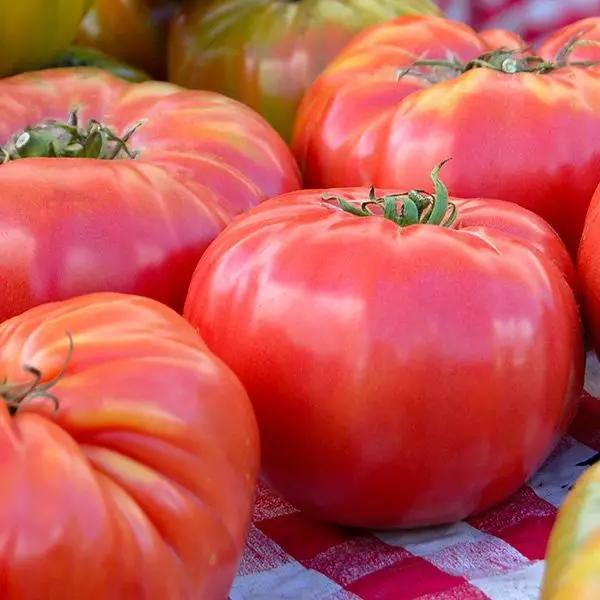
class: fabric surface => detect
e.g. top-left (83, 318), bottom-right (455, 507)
top-left (438, 0), bottom-right (600, 45)
top-left (231, 354), bottom-right (600, 599)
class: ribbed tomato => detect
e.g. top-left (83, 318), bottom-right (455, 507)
top-left (0, 68), bottom-right (300, 323)
top-left (293, 15), bottom-right (600, 255)
top-left (184, 167), bottom-right (583, 528)
top-left (0, 0), bottom-right (92, 76)
top-left (539, 16), bottom-right (600, 63)
top-left (77, 0), bottom-right (177, 78)
top-left (0, 292), bottom-right (259, 598)
top-left (542, 460), bottom-right (600, 599)
top-left (168, 0), bottom-right (442, 141)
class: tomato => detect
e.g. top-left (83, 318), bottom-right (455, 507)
top-left (0, 68), bottom-right (300, 323)
top-left (479, 28), bottom-right (526, 50)
top-left (0, 0), bottom-right (92, 76)
top-left (0, 292), bottom-right (259, 598)
top-left (77, 0), bottom-right (177, 78)
top-left (577, 184), bottom-right (600, 356)
top-left (168, 0), bottom-right (442, 142)
top-left (541, 460), bottom-right (600, 599)
top-left (539, 16), bottom-right (600, 63)
top-left (292, 15), bottom-right (600, 255)
top-left (51, 46), bottom-right (150, 82)
top-left (184, 166), bottom-right (583, 528)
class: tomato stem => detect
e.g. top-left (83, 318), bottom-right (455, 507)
top-left (397, 31), bottom-right (600, 83)
top-left (0, 332), bottom-right (73, 415)
top-left (0, 110), bottom-right (145, 163)
top-left (324, 160), bottom-right (457, 228)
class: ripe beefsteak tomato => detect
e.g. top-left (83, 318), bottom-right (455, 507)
top-left (168, 0), bottom-right (442, 142)
top-left (184, 166), bottom-right (583, 528)
top-left (0, 292), bottom-right (259, 598)
top-left (0, 0), bottom-right (92, 76)
top-left (542, 460), bottom-right (600, 599)
top-left (293, 15), bottom-right (600, 255)
top-left (77, 0), bottom-right (177, 78)
top-left (0, 68), bottom-right (300, 323)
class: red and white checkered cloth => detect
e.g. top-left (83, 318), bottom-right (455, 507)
top-left (231, 355), bottom-right (600, 600)
top-left (438, 0), bottom-right (600, 45)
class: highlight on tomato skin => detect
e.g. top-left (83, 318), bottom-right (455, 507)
top-left (292, 14), bottom-right (600, 256)
top-left (183, 166), bottom-right (584, 530)
top-left (0, 67), bottom-right (301, 324)
top-left (0, 292), bottom-right (260, 599)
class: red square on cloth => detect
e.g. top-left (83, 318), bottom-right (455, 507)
top-left (258, 512), bottom-right (356, 561)
top-left (346, 556), bottom-right (474, 600)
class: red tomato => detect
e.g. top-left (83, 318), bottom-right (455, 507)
top-left (0, 68), bottom-right (300, 323)
top-left (184, 168), bottom-right (583, 528)
top-left (539, 16), bottom-right (600, 63)
top-left (479, 28), bottom-right (526, 50)
top-left (0, 292), bottom-right (259, 598)
top-left (293, 15), bottom-right (600, 255)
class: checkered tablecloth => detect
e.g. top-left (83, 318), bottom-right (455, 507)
top-left (231, 355), bottom-right (600, 600)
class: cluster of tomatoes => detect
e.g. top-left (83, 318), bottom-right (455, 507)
top-left (0, 1), bottom-right (599, 599)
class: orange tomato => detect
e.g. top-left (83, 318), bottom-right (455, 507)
top-left (77, 0), bottom-right (177, 77)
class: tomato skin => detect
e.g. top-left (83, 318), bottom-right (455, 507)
top-left (0, 292), bottom-right (259, 599)
top-left (577, 184), bottom-right (600, 355)
top-left (77, 0), bottom-right (176, 78)
top-left (538, 17), bottom-right (600, 63)
top-left (0, 0), bottom-right (92, 76)
top-left (293, 16), bottom-right (600, 255)
top-left (479, 28), bottom-right (526, 50)
top-left (0, 68), bottom-right (300, 323)
top-left (168, 0), bottom-right (442, 142)
top-left (184, 189), bottom-right (583, 528)
top-left (541, 461), bottom-right (600, 599)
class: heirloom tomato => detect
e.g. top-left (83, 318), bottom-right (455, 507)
top-left (293, 15), bottom-right (600, 255)
top-left (0, 0), bottom-right (92, 76)
top-left (77, 0), bottom-right (177, 78)
top-left (542, 460), bottom-right (600, 599)
top-left (168, 0), bottom-right (442, 142)
top-left (184, 166), bottom-right (583, 528)
top-left (0, 292), bottom-right (259, 599)
top-left (0, 68), bottom-right (299, 323)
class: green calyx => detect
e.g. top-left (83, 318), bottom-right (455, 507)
top-left (0, 333), bottom-right (73, 416)
top-left (324, 160), bottom-right (457, 228)
top-left (0, 110), bottom-right (144, 163)
top-left (397, 30), bottom-right (600, 83)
